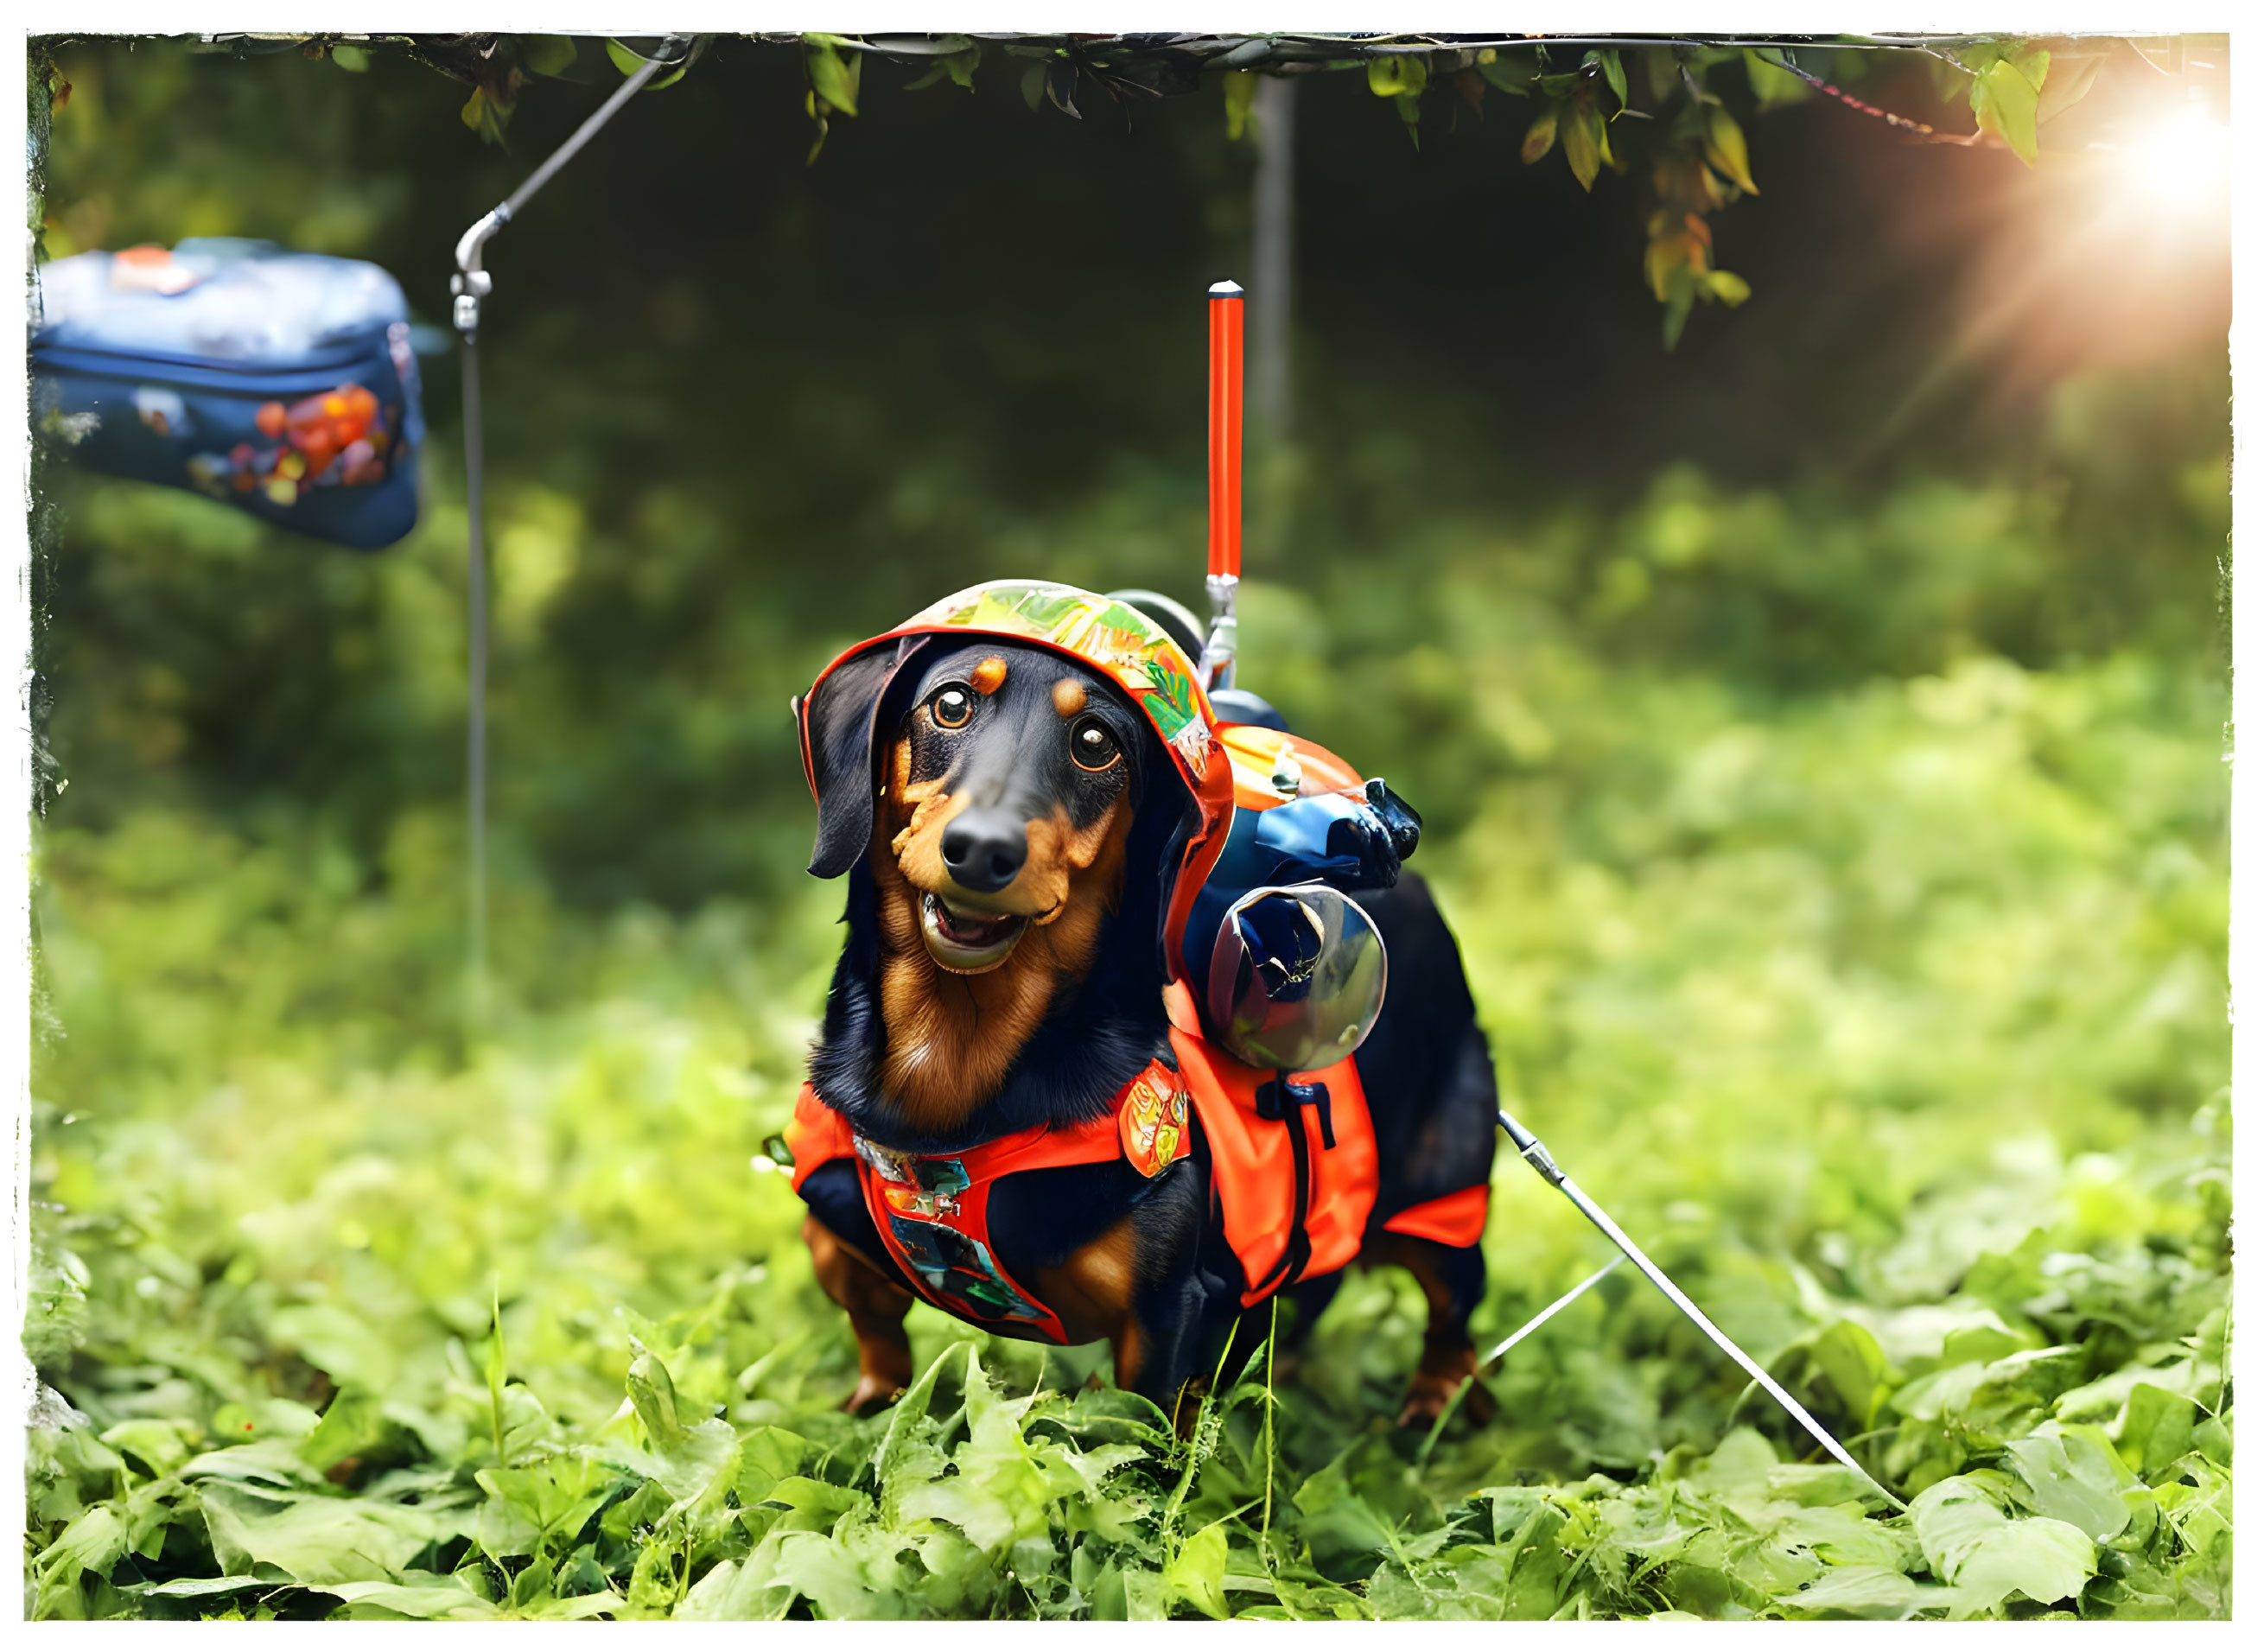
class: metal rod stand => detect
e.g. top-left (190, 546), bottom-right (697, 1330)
top-left (448, 35), bottom-right (692, 1020)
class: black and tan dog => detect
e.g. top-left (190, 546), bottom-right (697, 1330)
top-left (785, 585), bottom-right (1501, 1426)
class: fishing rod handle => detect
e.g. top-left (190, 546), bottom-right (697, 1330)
top-left (1206, 281), bottom-right (1243, 583)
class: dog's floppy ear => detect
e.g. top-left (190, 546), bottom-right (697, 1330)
top-left (798, 647), bottom-right (900, 879)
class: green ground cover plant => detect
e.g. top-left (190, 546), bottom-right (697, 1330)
top-left (26, 444), bottom-right (2229, 1619)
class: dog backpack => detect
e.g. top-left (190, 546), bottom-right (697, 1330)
top-left (31, 238), bottom-right (424, 550)
top-left (787, 581), bottom-right (1483, 1324)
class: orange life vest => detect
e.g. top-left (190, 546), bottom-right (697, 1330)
top-left (785, 1022), bottom-right (1486, 1340)
top-left (785, 1063), bottom-right (1192, 1343)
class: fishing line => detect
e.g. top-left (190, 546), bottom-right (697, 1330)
top-left (1480, 1255), bottom-right (1624, 1369)
top-left (1498, 1107), bottom-right (1907, 1510)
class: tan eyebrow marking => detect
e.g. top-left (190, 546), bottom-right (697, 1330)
top-left (1053, 678), bottom-right (1088, 716)
top-left (970, 656), bottom-right (1008, 695)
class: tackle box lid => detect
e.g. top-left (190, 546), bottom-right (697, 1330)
top-left (33, 238), bottom-right (410, 372)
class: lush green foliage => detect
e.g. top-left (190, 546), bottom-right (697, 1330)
top-left (24, 34), bottom-right (2230, 1622)
top-left (29, 435), bottom-right (2230, 1617)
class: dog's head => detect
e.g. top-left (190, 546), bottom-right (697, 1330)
top-left (819, 639), bottom-right (1156, 972)
top-left (796, 583), bottom-right (1235, 1128)
top-left (800, 632), bottom-right (1193, 1126)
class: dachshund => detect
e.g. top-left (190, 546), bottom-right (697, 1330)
top-left (788, 606), bottom-right (1502, 1429)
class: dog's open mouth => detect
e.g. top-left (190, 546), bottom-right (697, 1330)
top-left (919, 892), bottom-right (1030, 973)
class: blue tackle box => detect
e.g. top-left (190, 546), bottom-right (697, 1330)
top-left (30, 238), bottom-right (425, 550)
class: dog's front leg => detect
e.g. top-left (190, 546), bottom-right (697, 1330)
top-left (1361, 1231), bottom-right (1497, 1428)
top-left (802, 1215), bottom-right (916, 1414)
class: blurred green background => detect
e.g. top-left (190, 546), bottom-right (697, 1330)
top-left (27, 36), bottom-right (2231, 1620)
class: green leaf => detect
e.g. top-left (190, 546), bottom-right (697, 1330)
top-left (1291, 1449), bottom-right (1398, 1572)
top-left (1940, 1325), bottom-right (2032, 1367)
top-left (626, 1347), bottom-right (683, 1445)
top-left (734, 1426), bottom-right (817, 1506)
top-left (1585, 49), bottom-right (1628, 112)
top-left (485, 1287), bottom-right (507, 1465)
top-left (35, 1505), bottom-right (129, 1591)
top-left (605, 39), bottom-right (689, 92)
top-left (939, 41), bottom-right (980, 90)
top-left (653, 1417), bottom-right (739, 1514)
top-left (181, 1438), bottom-right (321, 1488)
top-left (1662, 273), bottom-right (1698, 352)
top-left (805, 41), bottom-right (861, 117)
top-left (1803, 1320), bottom-right (1889, 1426)
top-left (459, 87), bottom-right (509, 143)
top-left (1163, 1522), bottom-right (1230, 1619)
top-left (1704, 105), bottom-right (1759, 194)
top-left (2115, 1382), bottom-right (2195, 1476)
top-left (134, 1573), bottom-right (289, 1599)
top-left (2002, 1425), bottom-right (2134, 1542)
top-left (1777, 1565), bottom-right (1945, 1619)
top-left (1020, 63), bottom-right (1045, 112)
top-left (475, 1454), bottom-right (619, 1557)
top-left (1521, 106), bottom-right (1559, 164)
top-left (305, 1578), bottom-right (499, 1620)
top-left (760, 1475), bottom-right (865, 1531)
top-left (910, 45), bottom-right (981, 93)
top-left (271, 1303), bottom-right (398, 1393)
top-left (1561, 103), bottom-right (1602, 191)
top-left (519, 36), bottom-right (579, 80)
top-left (101, 1418), bottom-right (193, 1478)
top-left (1970, 48), bottom-right (2048, 165)
top-left (1909, 1474), bottom-right (2096, 1612)
top-left (198, 1482), bottom-right (438, 1585)
top-left (1224, 71), bottom-right (1257, 142)
top-left (1954, 1516), bottom-right (2095, 1613)
top-left (1394, 92), bottom-right (1421, 151)
top-left (1706, 269), bottom-right (1752, 307)
top-left (870, 1341), bottom-right (963, 1509)
top-left (497, 1384), bottom-right (563, 1464)
top-left (299, 1389), bottom-right (384, 1473)
top-left (1366, 55), bottom-right (1428, 100)
top-left (329, 45), bottom-right (369, 74)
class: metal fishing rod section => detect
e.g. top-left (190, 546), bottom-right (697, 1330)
top-left (1496, 1107), bottom-right (1909, 1510)
top-left (448, 35), bottom-right (697, 1011)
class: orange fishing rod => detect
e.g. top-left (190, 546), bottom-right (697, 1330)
top-left (1200, 279), bottom-right (1243, 691)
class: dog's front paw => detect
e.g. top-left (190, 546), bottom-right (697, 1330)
top-left (843, 1376), bottom-right (907, 1415)
top-left (1395, 1354), bottom-right (1494, 1430)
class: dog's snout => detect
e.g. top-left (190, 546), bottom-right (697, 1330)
top-left (940, 808), bottom-right (1029, 894)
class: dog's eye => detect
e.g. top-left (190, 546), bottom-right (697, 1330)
top-left (930, 687), bottom-right (973, 729)
top-left (1070, 717), bottom-right (1121, 772)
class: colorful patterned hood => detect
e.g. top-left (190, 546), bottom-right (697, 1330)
top-left (796, 580), bottom-right (1237, 981)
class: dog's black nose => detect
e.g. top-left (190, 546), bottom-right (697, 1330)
top-left (941, 808), bottom-right (1028, 893)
